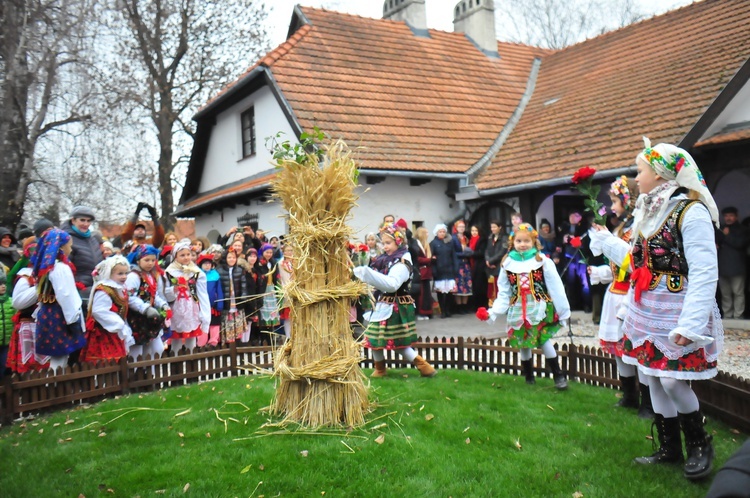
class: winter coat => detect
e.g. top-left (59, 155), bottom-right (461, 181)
top-left (0, 295), bottom-right (13, 346)
top-left (203, 269), bottom-right (224, 325)
top-left (408, 238), bottom-right (433, 281)
top-left (61, 219), bottom-right (103, 294)
top-left (484, 233), bottom-right (507, 277)
top-left (0, 227), bottom-right (20, 271)
top-left (717, 222), bottom-right (750, 277)
top-left (430, 235), bottom-right (459, 281)
top-left (217, 264), bottom-right (246, 309)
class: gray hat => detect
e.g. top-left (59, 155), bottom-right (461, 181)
top-left (70, 205), bottom-right (96, 221)
top-left (33, 218), bottom-right (54, 238)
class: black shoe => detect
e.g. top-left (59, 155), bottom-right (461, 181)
top-left (638, 383), bottom-right (655, 419)
top-left (616, 376), bottom-right (639, 409)
top-left (634, 414), bottom-right (684, 465)
top-left (546, 356), bottom-right (567, 390)
top-left (679, 411), bottom-right (714, 480)
top-left (521, 359), bottom-right (535, 385)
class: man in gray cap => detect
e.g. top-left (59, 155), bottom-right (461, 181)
top-left (61, 205), bottom-right (103, 303)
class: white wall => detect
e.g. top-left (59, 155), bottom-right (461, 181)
top-left (700, 79), bottom-right (750, 139)
top-left (198, 85), bottom-right (295, 193)
top-left (192, 175), bottom-right (460, 243)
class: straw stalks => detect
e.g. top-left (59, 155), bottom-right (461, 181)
top-left (268, 139), bottom-right (370, 428)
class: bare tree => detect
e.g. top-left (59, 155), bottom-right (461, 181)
top-left (496, 0), bottom-right (644, 49)
top-left (102, 0), bottom-right (271, 229)
top-left (0, 0), bottom-right (96, 231)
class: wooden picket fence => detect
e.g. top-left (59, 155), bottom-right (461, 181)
top-left (2, 337), bottom-right (749, 433)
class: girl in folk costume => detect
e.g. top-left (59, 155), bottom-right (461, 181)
top-left (196, 253), bottom-right (223, 347)
top-left (217, 248), bottom-right (248, 343)
top-left (80, 256), bottom-right (134, 362)
top-left (353, 223), bottom-right (436, 378)
top-left (257, 243), bottom-right (281, 334)
top-left (452, 220), bottom-right (473, 314)
top-left (7, 238), bottom-right (50, 373)
top-left (477, 224), bottom-right (571, 389)
top-left (125, 245), bottom-right (171, 360)
top-left (588, 177), bottom-right (653, 418)
top-left (278, 244), bottom-right (294, 338)
top-left (591, 139), bottom-right (723, 480)
top-left (165, 240), bottom-right (210, 353)
top-left (411, 227), bottom-right (434, 320)
top-left (32, 228), bottom-right (86, 372)
top-left (242, 248), bottom-right (262, 343)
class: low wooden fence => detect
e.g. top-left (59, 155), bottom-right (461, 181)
top-left (2, 337), bottom-right (749, 433)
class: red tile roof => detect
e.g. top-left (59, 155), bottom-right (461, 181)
top-left (476, 0), bottom-right (750, 190)
top-left (259, 7), bottom-right (544, 173)
top-left (695, 127), bottom-right (750, 148)
top-left (179, 174), bottom-right (274, 213)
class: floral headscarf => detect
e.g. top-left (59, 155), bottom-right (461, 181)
top-left (31, 228), bottom-right (71, 278)
top-left (127, 244), bottom-right (160, 265)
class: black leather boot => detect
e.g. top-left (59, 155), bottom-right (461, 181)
top-left (637, 383), bottom-right (655, 419)
top-left (546, 356), bottom-right (567, 390)
top-left (438, 294), bottom-right (448, 319)
top-left (679, 411), bottom-right (714, 480)
top-left (616, 375), bottom-right (639, 408)
top-left (521, 359), bottom-right (535, 385)
top-left (633, 414), bottom-right (684, 465)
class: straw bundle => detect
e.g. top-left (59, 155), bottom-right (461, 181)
top-left (268, 139), bottom-right (370, 428)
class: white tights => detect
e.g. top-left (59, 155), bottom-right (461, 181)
top-left (519, 340), bottom-right (557, 361)
top-left (49, 356), bottom-right (68, 372)
top-left (646, 374), bottom-right (700, 417)
top-left (371, 347), bottom-right (418, 363)
top-left (171, 337), bottom-right (197, 353)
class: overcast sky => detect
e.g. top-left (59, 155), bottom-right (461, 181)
top-left (266, 0), bottom-right (699, 46)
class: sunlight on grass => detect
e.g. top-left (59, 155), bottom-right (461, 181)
top-left (1, 370), bottom-right (744, 497)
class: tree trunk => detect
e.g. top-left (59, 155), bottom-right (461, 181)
top-left (156, 91), bottom-right (175, 231)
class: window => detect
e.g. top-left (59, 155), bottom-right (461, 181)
top-left (241, 107), bottom-right (255, 158)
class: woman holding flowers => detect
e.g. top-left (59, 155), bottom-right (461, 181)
top-left (590, 138), bottom-right (722, 481)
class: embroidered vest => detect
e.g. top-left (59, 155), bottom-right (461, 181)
top-left (377, 257), bottom-right (414, 304)
top-left (506, 267), bottom-right (550, 305)
top-left (167, 272), bottom-right (199, 302)
top-left (632, 199), bottom-right (698, 292)
top-left (88, 284), bottom-right (129, 325)
top-left (134, 270), bottom-right (157, 306)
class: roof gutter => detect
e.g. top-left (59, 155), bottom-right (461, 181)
top-left (173, 182), bottom-right (271, 217)
top-left (360, 169), bottom-right (467, 181)
top-left (456, 165), bottom-right (636, 200)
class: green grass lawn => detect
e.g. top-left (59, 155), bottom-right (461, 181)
top-left (1, 369), bottom-right (745, 497)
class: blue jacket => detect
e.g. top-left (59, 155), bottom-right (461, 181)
top-left (203, 269), bottom-right (224, 325)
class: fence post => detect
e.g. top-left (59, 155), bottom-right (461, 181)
top-left (2, 374), bottom-right (13, 425)
top-left (120, 357), bottom-right (130, 395)
top-left (567, 343), bottom-right (578, 380)
top-left (457, 336), bottom-right (464, 370)
top-left (229, 341), bottom-right (237, 376)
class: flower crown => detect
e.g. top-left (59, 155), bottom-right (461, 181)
top-left (509, 223), bottom-right (538, 243)
top-left (609, 176), bottom-right (631, 207)
top-left (380, 223), bottom-right (405, 246)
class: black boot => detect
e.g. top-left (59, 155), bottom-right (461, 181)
top-left (444, 294), bottom-right (453, 317)
top-left (633, 414), bottom-right (684, 465)
top-left (521, 360), bottom-right (535, 385)
top-left (546, 356), bottom-right (567, 390)
top-left (637, 383), bottom-right (655, 419)
top-left (438, 294), bottom-right (448, 319)
top-left (616, 375), bottom-right (639, 408)
top-left (679, 411), bottom-right (714, 480)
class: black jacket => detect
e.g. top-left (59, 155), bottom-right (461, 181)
top-left (61, 219), bottom-right (103, 294)
top-left (217, 264), bottom-right (246, 309)
top-left (717, 222), bottom-right (749, 277)
top-left (484, 233), bottom-right (507, 277)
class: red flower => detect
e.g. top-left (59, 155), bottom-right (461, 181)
top-left (177, 277), bottom-right (187, 285)
top-left (75, 281), bottom-right (85, 290)
top-left (571, 166), bottom-right (596, 185)
top-left (476, 307), bottom-right (490, 321)
top-left (570, 236), bottom-right (582, 249)
top-left (358, 244), bottom-right (369, 252)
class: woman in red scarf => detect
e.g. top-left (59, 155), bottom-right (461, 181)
top-left (468, 226), bottom-right (488, 309)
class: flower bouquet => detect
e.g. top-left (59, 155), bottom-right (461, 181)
top-left (349, 242), bottom-right (370, 267)
top-left (571, 166), bottom-right (607, 225)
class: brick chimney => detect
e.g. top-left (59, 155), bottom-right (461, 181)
top-left (453, 0), bottom-right (498, 57)
top-left (382, 0), bottom-right (427, 31)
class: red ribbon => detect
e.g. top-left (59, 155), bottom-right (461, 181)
top-left (520, 287), bottom-right (531, 323)
top-left (630, 266), bottom-right (653, 303)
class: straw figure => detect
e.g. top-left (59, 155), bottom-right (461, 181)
top-left (269, 138), bottom-right (370, 428)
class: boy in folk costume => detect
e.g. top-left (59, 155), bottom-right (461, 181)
top-left (125, 244), bottom-right (171, 359)
top-left (32, 228), bottom-right (86, 372)
top-left (196, 253), bottom-right (223, 347)
top-left (591, 138), bottom-right (723, 480)
top-left (6, 238), bottom-right (50, 374)
top-left (353, 223), bottom-right (436, 377)
top-left (477, 224), bottom-right (571, 389)
top-left (165, 240), bottom-right (210, 352)
top-left (80, 256), bottom-right (134, 362)
top-left (589, 176), bottom-right (653, 418)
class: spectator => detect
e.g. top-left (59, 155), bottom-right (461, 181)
top-left (452, 220), bottom-right (473, 314)
top-left (484, 220), bottom-right (507, 306)
top-left (717, 206), bottom-right (749, 319)
top-left (410, 227), bottom-right (434, 320)
top-left (538, 219), bottom-right (557, 257)
top-left (0, 227), bottom-right (20, 273)
top-left (32, 218), bottom-right (54, 238)
top-left (430, 223), bottom-right (458, 318)
top-left (101, 241), bottom-right (115, 258)
top-left (163, 231), bottom-right (178, 248)
top-left (62, 205), bottom-right (104, 303)
top-left (121, 203), bottom-right (164, 250)
top-left (510, 212), bottom-right (523, 234)
top-left (365, 232), bottom-right (382, 260)
top-left (558, 211), bottom-right (591, 312)
top-left (468, 225), bottom-right (488, 309)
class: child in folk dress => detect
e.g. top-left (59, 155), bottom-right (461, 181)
top-left (217, 248), bottom-right (247, 344)
top-left (125, 244), bottom-right (170, 360)
top-left (257, 243), bottom-right (281, 336)
top-left (588, 176), bottom-right (653, 418)
top-left (196, 253), bottom-right (223, 347)
top-left (165, 240), bottom-right (210, 353)
top-left (241, 248), bottom-right (262, 343)
top-left (80, 256), bottom-right (134, 363)
top-left (477, 223), bottom-right (571, 389)
top-left (278, 244), bottom-right (294, 338)
top-left (32, 229), bottom-right (86, 372)
top-left (353, 223), bottom-right (436, 377)
top-left (591, 139), bottom-right (723, 480)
